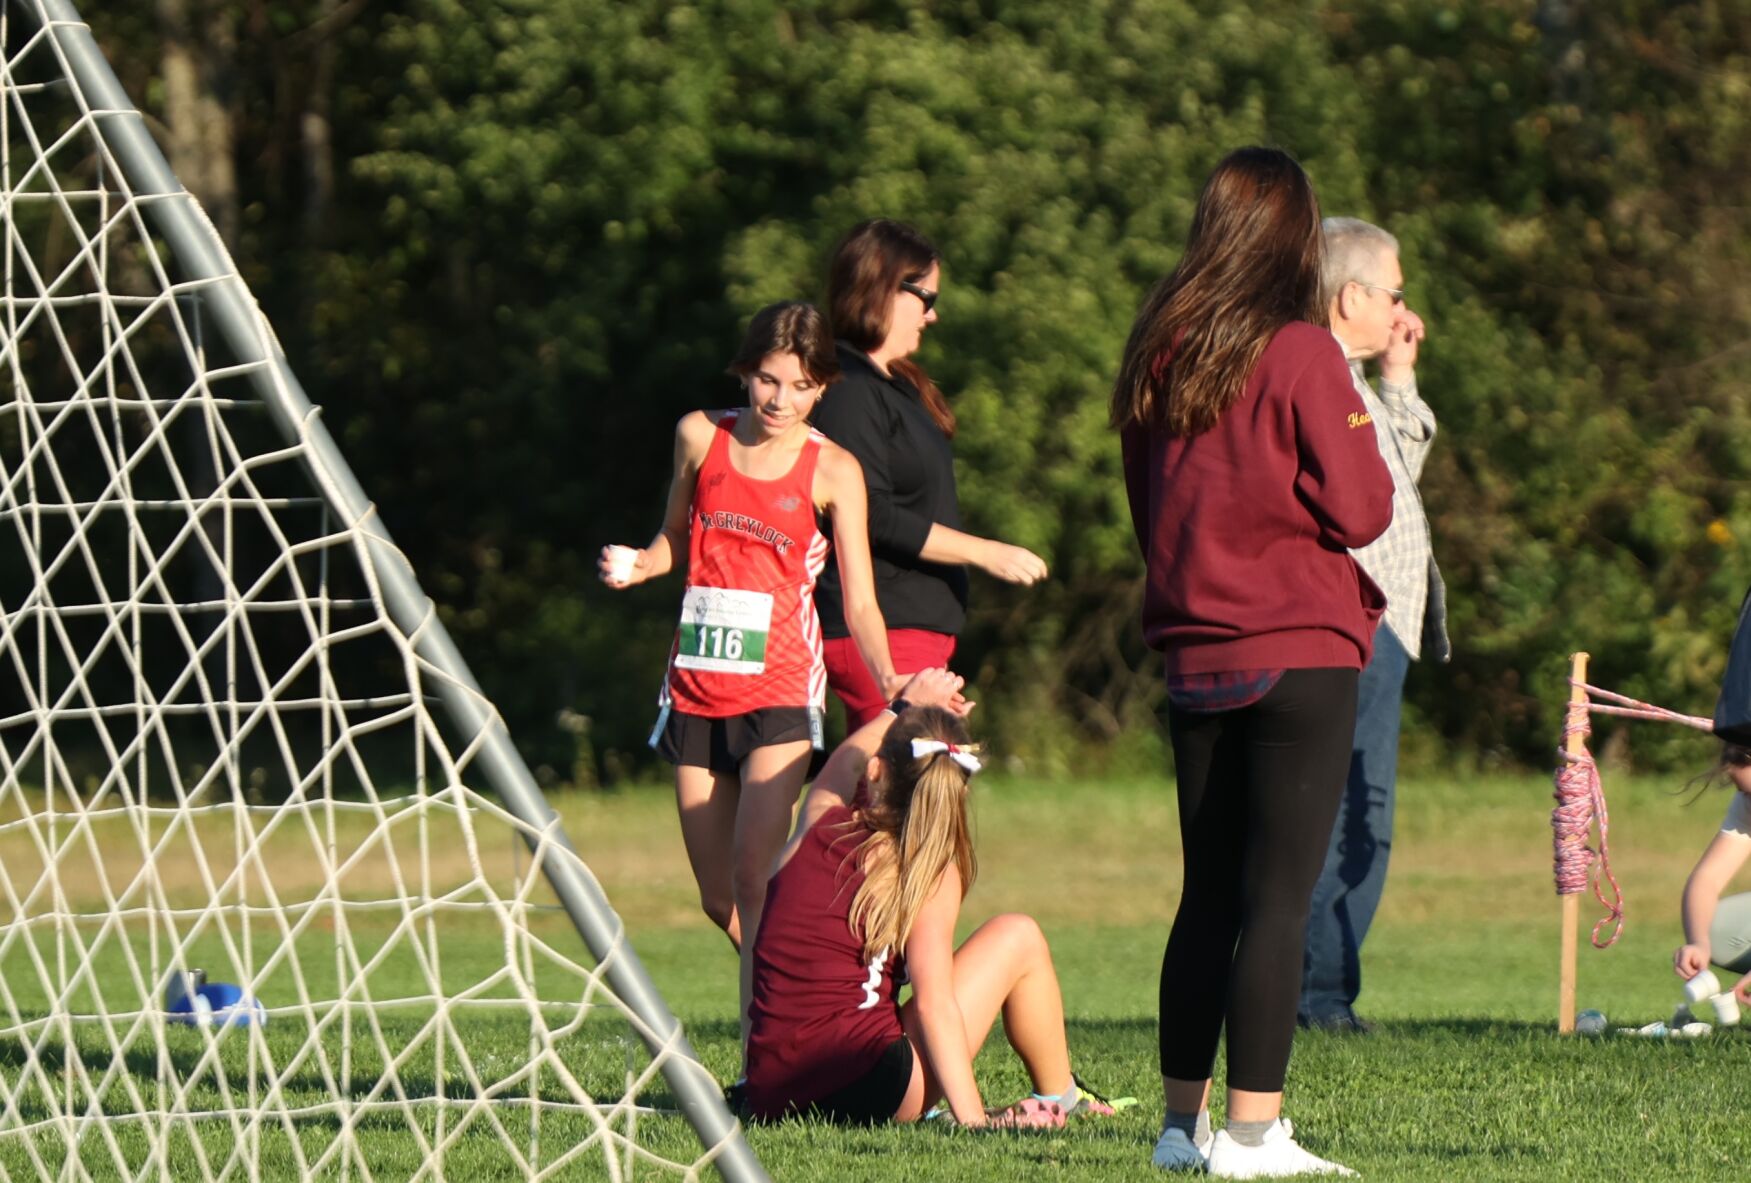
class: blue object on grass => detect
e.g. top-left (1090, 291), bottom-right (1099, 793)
top-left (166, 977), bottom-right (267, 1028)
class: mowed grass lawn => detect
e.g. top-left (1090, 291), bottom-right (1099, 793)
top-left (3, 771), bottom-right (1746, 1180)
top-left (568, 770), bottom-right (1751, 1181)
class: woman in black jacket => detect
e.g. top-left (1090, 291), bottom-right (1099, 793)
top-left (812, 220), bottom-right (1047, 729)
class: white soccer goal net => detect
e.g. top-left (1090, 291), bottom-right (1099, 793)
top-left (0, 2), bottom-right (761, 1179)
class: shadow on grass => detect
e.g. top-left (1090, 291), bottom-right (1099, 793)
top-left (673, 1016), bottom-right (741, 1041)
top-left (1300, 1016), bottom-right (1555, 1038)
top-left (0, 1011), bottom-right (731, 1125)
top-left (1055, 1014), bottom-right (1572, 1043)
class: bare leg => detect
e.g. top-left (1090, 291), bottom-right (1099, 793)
top-left (674, 765), bottom-right (741, 948)
top-left (893, 913), bottom-right (1072, 1120)
top-left (732, 740), bottom-right (814, 1044)
top-left (1227, 1086), bottom-right (1283, 1123)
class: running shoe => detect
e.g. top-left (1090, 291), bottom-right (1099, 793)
top-left (1207, 1121), bottom-right (1355, 1178)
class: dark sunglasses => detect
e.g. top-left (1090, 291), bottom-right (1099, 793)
top-left (899, 280), bottom-right (938, 314)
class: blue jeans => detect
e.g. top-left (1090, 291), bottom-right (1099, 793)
top-left (1299, 623), bottom-right (1411, 1023)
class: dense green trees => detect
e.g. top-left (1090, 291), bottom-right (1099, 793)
top-left (89, 0), bottom-right (1751, 779)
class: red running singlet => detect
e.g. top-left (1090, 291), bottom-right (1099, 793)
top-left (745, 802), bottom-right (906, 1120)
top-left (662, 412), bottom-right (831, 718)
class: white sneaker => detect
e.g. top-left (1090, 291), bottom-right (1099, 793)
top-left (1207, 1121), bottom-right (1356, 1178)
top-left (1151, 1124), bottom-right (1213, 1171)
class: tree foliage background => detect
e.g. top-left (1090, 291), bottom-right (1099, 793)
top-left (78, 0), bottom-right (1751, 781)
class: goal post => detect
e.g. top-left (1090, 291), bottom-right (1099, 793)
top-left (0, 1), bottom-right (766, 1178)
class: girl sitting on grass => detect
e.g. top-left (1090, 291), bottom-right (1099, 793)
top-left (1672, 743), bottom-right (1751, 1006)
top-left (743, 667), bottom-right (1116, 1128)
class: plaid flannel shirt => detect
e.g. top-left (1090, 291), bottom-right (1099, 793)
top-left (1348, 361), bottom-right (1449, 662)
top-left (1165, 668), bottom-right (1285, 713)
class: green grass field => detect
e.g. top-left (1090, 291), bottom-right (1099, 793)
top-left (3, 771), bottom-right (1747, 1179)
top-left (575, 771), bottom-right (1751, 1181)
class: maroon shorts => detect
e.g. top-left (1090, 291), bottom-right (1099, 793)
top-left (823, 629), bottom-right (957, 731)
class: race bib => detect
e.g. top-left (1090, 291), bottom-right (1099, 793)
top-left (673, 586), bottom-right (772, 675)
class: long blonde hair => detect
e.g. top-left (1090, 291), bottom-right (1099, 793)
top-left (841, 708), bottom-right (979, 961)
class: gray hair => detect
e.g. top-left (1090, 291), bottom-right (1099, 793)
top-left (1322, 217), bottom-right (1399, 305)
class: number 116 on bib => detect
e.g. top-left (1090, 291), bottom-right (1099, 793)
top-left (673, 587), bottom-right (772, 676)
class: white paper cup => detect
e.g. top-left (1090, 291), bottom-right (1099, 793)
top-left (604, 546), bottom-right (638, 585)
top-left (1711, 991), bottom-right (1741, 1027)
top-left (1685, 969), bottom-right (1722, 1004)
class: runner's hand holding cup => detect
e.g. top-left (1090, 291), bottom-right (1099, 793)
top-left (599, 545), bottom-right (643, 588)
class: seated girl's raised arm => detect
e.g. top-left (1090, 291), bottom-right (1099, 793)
top-left (776, 668), bottom-right (966, 870)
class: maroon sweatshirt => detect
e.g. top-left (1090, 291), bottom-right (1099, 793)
top-left (1121, 321), bottom-right (1394, 674)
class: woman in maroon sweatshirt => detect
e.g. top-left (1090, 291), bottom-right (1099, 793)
top-left (1113, 148), bottom-right (1393, 1179)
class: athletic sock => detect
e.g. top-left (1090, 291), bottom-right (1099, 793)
top-left (1226, 1117), bottom-right (1276, 1148)
top-left (1031, 1077), bottom-right (1079, 1109)
top-left (1163, 1108), bottom-right (1200, 1138)
top-left (1163, 1108), bottom-right (1212, 1141)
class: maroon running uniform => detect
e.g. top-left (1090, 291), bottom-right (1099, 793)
top-left (661, 412), bottom-right (832, 718)
top-left (745, 803), bottom-right (906, 1120)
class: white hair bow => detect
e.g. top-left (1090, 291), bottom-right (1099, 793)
top-left (911, 737), bottom-right (982, 775)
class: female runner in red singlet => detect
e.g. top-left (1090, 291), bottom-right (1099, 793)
top-left (599, 302), bottom-right (901, 1037)
top-left (745, 667), bottom-right (1117, 1129)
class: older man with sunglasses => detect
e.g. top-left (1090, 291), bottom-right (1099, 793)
top-left (1299, 217), bottom-right (1451, 1033)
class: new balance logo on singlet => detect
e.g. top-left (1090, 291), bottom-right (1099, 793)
top-left (697, 510), bottom-right (797, 556)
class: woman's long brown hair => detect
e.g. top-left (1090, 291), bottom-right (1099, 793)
top-left (1111, 147), bottom-right (1327, 436)
top-left (826, 219), bottom-right (956, 437)
top-left (839, 707), bottom-right (978, 961)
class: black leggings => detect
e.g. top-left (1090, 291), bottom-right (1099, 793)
top-left (1159, 667), bottom-right (1358, 1093)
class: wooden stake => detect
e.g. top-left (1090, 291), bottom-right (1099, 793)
top-left (1559, 651), bottom-right (1590, 1034)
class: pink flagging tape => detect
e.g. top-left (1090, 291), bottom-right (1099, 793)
top-left (1553, 697), bottom-right (1624, 947)
top-left (1552, 678), bottom-right (1713, 949)
top-left (1570, 681), bottom-right (1714, 732)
